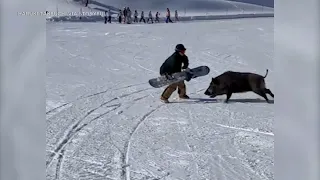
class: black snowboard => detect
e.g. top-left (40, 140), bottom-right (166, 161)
top-left (148, 66), bottom-right (210, 88)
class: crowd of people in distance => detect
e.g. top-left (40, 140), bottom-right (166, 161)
top-left (104, 7), bottom-right (179, 24)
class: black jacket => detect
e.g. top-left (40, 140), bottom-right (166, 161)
top-left (160, 51), bottom-right (189, 75)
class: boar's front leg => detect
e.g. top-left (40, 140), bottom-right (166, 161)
top-left (225, 91), bottom-right (233, 103)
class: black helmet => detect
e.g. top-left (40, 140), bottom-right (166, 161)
top-left (175, 44), bottom-right (186, 52)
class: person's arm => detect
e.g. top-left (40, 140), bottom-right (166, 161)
top-left (182, 56), bottom-right (189, 69)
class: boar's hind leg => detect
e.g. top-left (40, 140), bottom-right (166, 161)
top-left (253, 89), bottom-right (270, 103)
top-left (265, 88), bottom-right (274, 98)
top-left (225, 91), bottom-right (233, 103)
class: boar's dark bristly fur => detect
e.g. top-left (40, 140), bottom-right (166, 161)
top-left (204, 69), bottom-right (274, 103)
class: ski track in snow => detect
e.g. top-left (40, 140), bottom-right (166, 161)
top-left (46, 88), bottom-right (152, 167)
top-left (215, 123), bottom-right (274, 136)
top-left (47, 18), bottom-right (274, 180)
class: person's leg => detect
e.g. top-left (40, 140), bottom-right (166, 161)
top-left (177, 81), bottom-right (189, 99)
top-left (161, 83), bottom-right (178, 102)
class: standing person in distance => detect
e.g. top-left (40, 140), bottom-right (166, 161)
top-left (126, 7), bottom-right (132, 24)
top-left (155, 12), bottom-right (160, 23)
top-left (175, 10), bottom-right (179, 22)
top-left (147, 11), bottom-right (154, 23)
top-left (107, 9), bottom-right (112, 23)
top-left (139, 11), bottom-right (146, 23)
top-left (118, 10), bottom-right (122, 23)
top-left (165, 8), bottom-right (173, 23)
top-left (159, 44), bottom-right (192, 103)
top-left (104, 11), bottom-right (107, 24)
top-left (134, 10), bottom-right (138, 23)
top-left (123, 7), bottom-right (127, 23)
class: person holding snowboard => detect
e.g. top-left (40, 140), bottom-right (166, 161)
top-left (159, 44), bottom-right (192, 103)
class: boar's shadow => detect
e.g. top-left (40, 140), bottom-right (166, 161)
top-left (187, 97), bottom-right (274, 104)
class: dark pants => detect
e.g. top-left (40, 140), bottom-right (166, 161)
top-left (147, 17), bottom-right (153, 23)
top-left (139, 17), bottom-right (146, 23)
top-left (166, 16), bottom-right (173, 23)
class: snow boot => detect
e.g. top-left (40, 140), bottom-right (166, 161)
top-left (160, 96), bottom-right (169, 103)
top-left (179, 95), bottom-right (190, 99)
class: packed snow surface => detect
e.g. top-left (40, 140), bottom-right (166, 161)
top-left (46, 18), bottom-right (274, 180)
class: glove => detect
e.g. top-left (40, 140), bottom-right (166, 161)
top-left (182, 68), bottom-right (191, 72)
top-left (163, 73), bottom-right (174, 80)
top-left (182, 68), bottom-right (193, 75)
top-left (185, 72), bottom-right (192, 81)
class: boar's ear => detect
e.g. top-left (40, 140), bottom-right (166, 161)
top-left (212, 78), bottom-right (220, 85)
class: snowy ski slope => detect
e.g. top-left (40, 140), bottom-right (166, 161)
top-left (46, 17), bottom-right (274, 179)
top-left (93, 0), bottom-right (273, 15)
top-left (46, 0), bottom-right (100, 14)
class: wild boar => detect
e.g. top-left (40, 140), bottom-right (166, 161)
top-left (204, 69), bottom-right (274, 103)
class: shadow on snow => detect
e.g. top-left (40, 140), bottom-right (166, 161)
top-left (171, 97), bottom-right (274, 104)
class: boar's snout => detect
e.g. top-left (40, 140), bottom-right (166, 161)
top-left (204, 89), bottom-right (211, 95)
top-left (204, 86), bottom-right (215, 97)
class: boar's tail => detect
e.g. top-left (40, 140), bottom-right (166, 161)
top-left (263, 69), bottom-right (269, 78)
